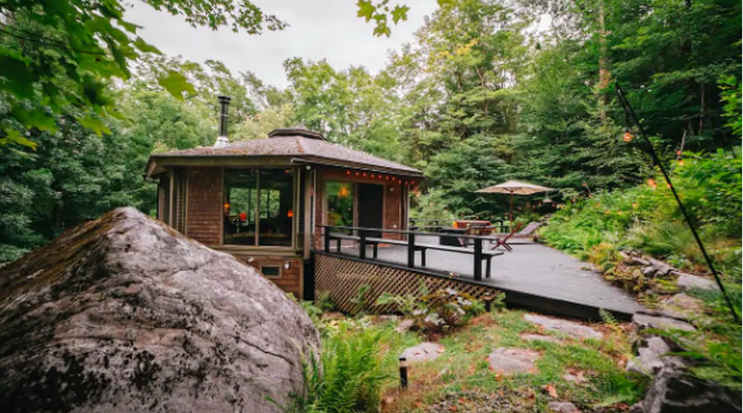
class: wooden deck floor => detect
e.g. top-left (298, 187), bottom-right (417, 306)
top-left (337, 236), bottom-right (644, 319)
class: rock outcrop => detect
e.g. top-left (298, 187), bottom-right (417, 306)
top-left (0, 207), bottom-right (320, 413)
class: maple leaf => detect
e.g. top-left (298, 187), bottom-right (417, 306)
top-left (391, 5), bottom-right (410, 24)
top-left (357, 0), bottom-right (375, 22)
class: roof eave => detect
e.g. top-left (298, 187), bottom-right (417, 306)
top-left (145, 153), bottom-right (424, 179)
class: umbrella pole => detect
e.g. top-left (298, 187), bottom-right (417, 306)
top-left (509, 192), bottom-right (513, 231)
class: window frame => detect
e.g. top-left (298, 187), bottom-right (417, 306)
top-left (221, 167), bottom-right (299, 250)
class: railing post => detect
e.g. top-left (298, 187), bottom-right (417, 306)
top-left (324, 226), bottom-right (330, 253)
top-left (474, 237), bottom-right (482, 281)
top-left (407, 232), bottom-right (416, 268)
top-left (359, 229), bottom-right (367, 260)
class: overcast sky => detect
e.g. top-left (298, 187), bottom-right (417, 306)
top-left (125, 0), bottom-right (440, 88)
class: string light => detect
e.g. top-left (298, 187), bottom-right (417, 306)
top-left (647, 177), bottom-right (657, 189)
top-left (623, 129), bottom-right (633, 142)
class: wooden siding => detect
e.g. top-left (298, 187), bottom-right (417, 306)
top-left (185, 168), bottom-right (222, 246)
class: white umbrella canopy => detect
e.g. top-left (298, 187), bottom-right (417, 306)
top-left (476, 180), bottom-right (553, 195)
top-left (476, 180), bottom-right (554, 229)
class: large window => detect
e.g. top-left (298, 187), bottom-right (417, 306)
top-left (326, 181), bottom-right (354, 227)
top-left (224, 169), bottom-right (294, 247)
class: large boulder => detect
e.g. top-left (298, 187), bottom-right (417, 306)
top-left (0, 207), bottom-right (320, 413)
top-left (643, 361), bottom-right (741, 413)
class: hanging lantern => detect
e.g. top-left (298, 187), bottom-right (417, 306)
top-left (346, 170), bottom-right (351, 175)
top-left (623, 128), bottom-right (633, 142)
top-left (287, 210), bottom-right (294, 218)
top-left (371, 174), bottom-right (375, 178)
top-left (647, 177), bottom-right (657, 189)
top-left (355, 172), bottom-right (360, 176)
top-left (632, 202), bottom-right (638, 209)
top-left (363, 172), bottom-right (367, 177)
top-left (617, 210), bottom-right (623, 215)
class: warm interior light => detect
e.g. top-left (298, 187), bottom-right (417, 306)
top-left (287, 210), bottom-right (294, 218)
top-left (339, 186), bottom-right (349, 198)
top-left (623, 129), bottom-right (633, 142)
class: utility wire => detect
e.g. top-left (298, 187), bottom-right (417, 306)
top-left (616, 81), bottom-right (740, 324)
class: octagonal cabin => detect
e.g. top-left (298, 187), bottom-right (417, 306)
top-left (145, 98), bottom-right (423, 299)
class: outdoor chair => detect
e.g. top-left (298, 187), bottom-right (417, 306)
top-left (490, 222), bottom-right (523, 252)
top-left (513, 221), bottom-right (542, 238)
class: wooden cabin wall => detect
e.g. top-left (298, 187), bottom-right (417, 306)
top-left (185, 167), bottom-right (223, 246)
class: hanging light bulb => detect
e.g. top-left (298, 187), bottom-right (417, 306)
top-left (623, 129), bottom-right (633, 142)
top-left (647, 177), bottom-right (657, 189)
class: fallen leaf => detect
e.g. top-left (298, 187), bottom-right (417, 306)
top-left (543, 383), bottom-right (559, 399)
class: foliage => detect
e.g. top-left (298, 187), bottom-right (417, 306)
top-left (0, 0), bottom-right (285, 147)
top-left (279, 319), bottom-right (388, 413)
top-left (542, 150), bottom-right (742, 277)
top-left (376, 286), bottom-right (487, 338)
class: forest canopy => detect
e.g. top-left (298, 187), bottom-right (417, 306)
top-left (0, 0), bottom-right (740, 262)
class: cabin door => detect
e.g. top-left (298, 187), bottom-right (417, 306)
top-left (358, 183), bottom-right (384, 237)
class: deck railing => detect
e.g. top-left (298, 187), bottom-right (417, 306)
top-left (319, 225), bottom-right (504, 281)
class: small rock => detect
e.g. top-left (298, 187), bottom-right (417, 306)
top-left (675, 273), bottom-right (716, 291)
top-left (523, 314), bottom-right (603, 340)
top-left (520, 333), bottom-right (561, 343)
top-left (660, 293), bottom-right (705, 319)
top-left (647, 257), bottom-right (675, 276)
top-left (488, 347), bottom-right (540, 375)
top-left (396, 319), bottom-right (414, 333)
top-left (626, 336), bottom-right (672, 376)
top-left (400, 342), bottom-right (444, 363)
top-left (547, 401), bottom-right (580, 413)
top-left (642, 266), bottom-right (658, 277)
top-left (632, 313), bottom-right (696, 333)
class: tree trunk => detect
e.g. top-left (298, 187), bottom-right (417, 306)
top-left (597, 0), bottom-right (610, 126)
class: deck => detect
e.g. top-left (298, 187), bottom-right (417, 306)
top-left (328, 235), bottom-right (644, 320)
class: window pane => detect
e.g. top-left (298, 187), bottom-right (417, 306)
top-left (258, 169), bottom-right (294, 246)
top-left (326, 181), bottom-right (354, 227)
top-left (224, 170), bottom-right (257, 245)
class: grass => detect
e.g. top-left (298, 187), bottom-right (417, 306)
top-left (306, 309), bottom-right (645, 413)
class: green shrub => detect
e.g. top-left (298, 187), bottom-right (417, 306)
top-left (543, 150), bottom-right (741, 280)
top-left (278, 322), bottom-right (388, 413)
top-left (376, 286), bottom-right (490, 338)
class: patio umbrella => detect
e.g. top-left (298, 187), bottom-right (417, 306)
top-left (476, 180), bottom-right (553, 229)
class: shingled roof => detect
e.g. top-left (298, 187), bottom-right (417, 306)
top-left (146, 128), bottom-right (423, 178)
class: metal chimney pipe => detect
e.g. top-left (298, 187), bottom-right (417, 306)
top-left (214, 96), bottom-right (231, 148)
top-left (218, 95), bottom-right (231, 137)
